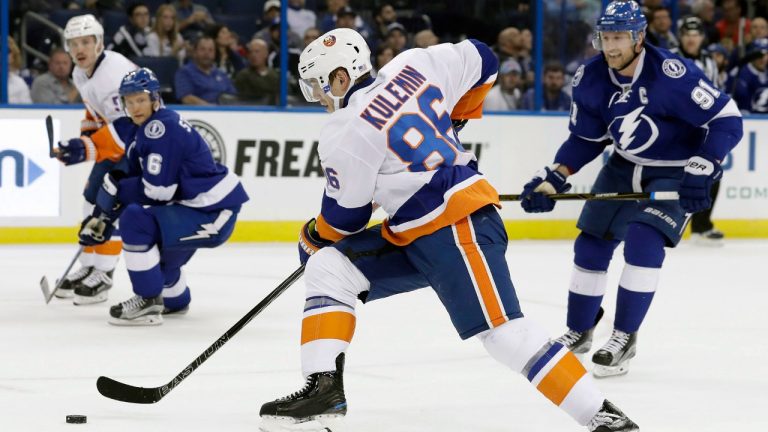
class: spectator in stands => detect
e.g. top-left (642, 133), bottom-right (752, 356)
top-left (708, 43), bottom-right (731, 90)
top-left (716, 0), bottom-right (750, 54)
top-left (484, 58), bottom-right (523, 111)
top-left (108, 2), bottom-right (151, 58)
top-left (64, 0), bottom-right (123, 13)
top-left (206, 24), bottom-right (246, 80)
top-left (255, 17), bottom-right (302, 71)
top-left (333, 6), bottom-right (372, 42)
top-left (518, 28), bottom-right (534, 87)
top-left (494, 27), bottom-right (521, 64)
top-left (692, 0), bottom-right (720, 44)
top-left (732, 38), bottom-right (768, 113)
top-left (262, 0), bottom-right (281, 26)
top-left (521, 61), bottom-right (570, 111)
top-left (7, 36), bottom-right (32, 104)
top-left (174, 0), bottom-right (214, 40)
top-left (234, 38), bottom-right (279, 105)
top-left (31, 48), bottom-right (81, 104)
top-left (373, 3), bottom-right (398, 43)
top-left (646, 7), bottom-right (679, 50)
top-left (749, 17), bottom-right (768, 49)
top-left (319, 0), bottom-right (347, 32)
top-left (385, 22), bottom-right (408, 53)
top-left (414, 29), bottom-right (439, 48)
top-left (175, 35), bottom-right (237, 105)
top-left (288, 0), bottom-right (317, 42)
top-left (373, 43), bottom-right (396, 73)
top-left (144, 4), bottom-right (187, 63)
top-left (303, 27), bottom-right (320, 48)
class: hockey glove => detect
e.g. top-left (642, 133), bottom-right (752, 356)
top-left (78, 213), bottom-right (115, 246)
top-left (679, 153), bottom-right (723, 213)
top-left (95, 171), bottom-right (125, 220)
top-left (520, 166), bottom-right (572, 213)
top-left (56, 137), bottom-right (95, 166)
top-left (299, 218), bottom-right (334, 265)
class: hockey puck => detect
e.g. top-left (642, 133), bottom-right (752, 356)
top-left (66, 415), bottom-right (87, 424)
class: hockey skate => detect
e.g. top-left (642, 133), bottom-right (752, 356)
top-left (73, 269), bottom-right (114, 305)
top-left (108, 294), bottom-right (164, 326)
top-left (54, 266), bottom-right (93, 299)
top-left (555, 307), bottom-right (604, 356)
top-left (690, 228), bottom-right (724, 247)
top-left (260, 354), bottom-right (347, 432)
top-left (592, 330), bottom-right (637, 378)
top-left (587, 399), bottom-right (639, 431)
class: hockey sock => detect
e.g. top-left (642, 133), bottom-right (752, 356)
top-left (615, 223), bottom-right (664, 333)
top-left (92, 237), bottom-right (122, 271)
top-left (567, 232), bottom-right (619, 332)
top-left (162, 269), bottom-right (191, 310)
top-left (120, 205), bottom-right (163, 298)
top-left (479, 318), bottom-right (603, 425)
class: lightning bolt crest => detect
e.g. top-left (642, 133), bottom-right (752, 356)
top-left (617, 106), bottom-right (645, 149)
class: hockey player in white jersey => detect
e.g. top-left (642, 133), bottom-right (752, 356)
top-left (258, 28), bottom-right (638, 432)
top-left (53, 14), bottom-right (137, 305)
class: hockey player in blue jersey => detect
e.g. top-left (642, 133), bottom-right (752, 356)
top-left (520, 0), bottom-right (743, 377)
top-left (732, 37), bottom-right (768, 113)
top-left (258, 28), bottom-right (638, 432)
top-left (78, 68), bottom-right (249, 325)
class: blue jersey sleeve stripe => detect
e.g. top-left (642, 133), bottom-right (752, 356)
top-left (468, 39), bottom-right (499, 89)
top-left (320, 193), bottom-right (373, 234)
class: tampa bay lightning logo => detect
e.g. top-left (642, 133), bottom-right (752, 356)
top-left (145, 120), bottom-right (165, 139)
top-left (608, 106), bottom-right (659, 154)
top-left (751, 88), bottom-right (768, 113)
top-left (572, 65), bottom-right (585, 87)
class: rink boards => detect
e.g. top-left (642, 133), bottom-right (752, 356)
top-left (1, 107), bottom-right (766, 242)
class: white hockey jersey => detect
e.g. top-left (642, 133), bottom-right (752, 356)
top-left (72, 50), bottom-right (136, 162)
top-left (315, 39), bottom-right (499, 246)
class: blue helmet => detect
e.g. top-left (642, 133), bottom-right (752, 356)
top-left (593, 1), bottom-right (647, 50)
top-left (119, 67), bottom-right (161, 101)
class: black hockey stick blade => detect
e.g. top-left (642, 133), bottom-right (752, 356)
top-left (40, 246), bottom-right (84, 304)
top-left (96, 377), bottom-right (162, 404)
top-left (97, 264), bottom-right (306, 404)
top-left (46, 115), bottom-right (55, 158)
top-left (499, 191), bottom-right (679, 201)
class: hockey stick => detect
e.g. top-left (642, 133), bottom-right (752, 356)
top-left (40, 246), bottom-right (84, 304)
top-left (46, 115), bottom-right (56, 158)
top-left (499, 191), bottom-right (679, 201)
top-left (96, 264), bottom-right (306, 404)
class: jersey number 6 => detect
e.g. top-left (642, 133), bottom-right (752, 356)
top-left (387, 85), bottom-right (463, 172)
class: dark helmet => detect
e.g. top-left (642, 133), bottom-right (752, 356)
top-left (119, 67), bottom-right (161, 101)
top-left (678, 16), bottom-right (705, 36)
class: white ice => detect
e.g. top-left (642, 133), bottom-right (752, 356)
top-left (1, 240), bottom-right (766, 432)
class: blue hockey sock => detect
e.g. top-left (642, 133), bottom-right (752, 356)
top-left (615, 223), bottom-right (665, 333)
top-left (162, 268), bottom-right (191, 311)
top-left (567, 233), bottom-right (619, 332)
top-left (120, 204), bottom-right (164, 298)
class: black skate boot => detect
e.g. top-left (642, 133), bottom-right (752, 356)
top-left (588, 399), bottom-right (639, 431)
top-left (109, 294), bottom-right (164, 326)
top-left (73, 269), bottom-right (114, 305)
top-left (555, 307), bottom-right (604, 355)
top-left (260, 353), bottom-right (347, 432)
top-left (592, 329), bottom-right (637, 378)
top-left (691, 228), bottom-right (725, 247)
top-left (54, 266), bottom-right (93, 299)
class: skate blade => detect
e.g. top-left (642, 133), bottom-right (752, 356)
top-left (592, 360), bottom-right (630, 378)
top-left (260, 414), bottom-right (345, 432)
top-left (108, 314), bottom-right (163, 326)
top-left (73, 292), bottom-right (109, 305)
top-left (54, 289), bottom-right (74, 299)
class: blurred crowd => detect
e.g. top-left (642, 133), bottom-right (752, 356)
top-left (4, 0), bottom-right (768, 113)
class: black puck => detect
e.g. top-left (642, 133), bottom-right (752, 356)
top-left (66, 415), bottom-right (87, 424)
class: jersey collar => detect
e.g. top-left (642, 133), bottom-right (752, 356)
top-left (87, 52), bottom-right (107, 79)
top-left (342, 76), bottom-right (376, 108)
top-left (607, 48), bottom-right (646, 89)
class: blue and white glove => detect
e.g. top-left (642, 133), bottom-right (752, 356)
top-left (56, 137), bottom-right (94, 166)
top-left (520, 166), bottom-right (572, 213)
top-left (679, 153), bottom-right (722, 213)
top-left (78, 212), bottom-right (115, 246)
top-left (95, 172), bottom-right (125, 220)
top-left (298, 218), bottom-right (334, 265)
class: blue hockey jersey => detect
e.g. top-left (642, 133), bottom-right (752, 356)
top-left (557, 43), bottom-right (742, 171)
top-left (732, 63), bottom-right (768, 113)
top-left (117, 108), bottom-right (248, 211)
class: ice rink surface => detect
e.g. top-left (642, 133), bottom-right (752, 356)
top-left (1, 240), bottom-right (766, 431)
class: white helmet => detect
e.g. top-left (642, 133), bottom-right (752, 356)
top-left (298, 28), bottom-right (372, 110)
top-left (63, 14), bottom-right (104, 53)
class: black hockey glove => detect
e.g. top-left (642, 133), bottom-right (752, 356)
top-left (78, 211), bottom-right (115, 246)
top-left (298, 218), bottom-right (334, 265)
top-left (520, 166), bottom-right (571, 213)
top-left (679, 153), bottom-right (722, 213)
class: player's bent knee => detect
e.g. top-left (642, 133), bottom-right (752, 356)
top-left (477, 317), bottom-right (550, 373)
top-left (573, 232), bottom-right (618, 271)
top-left (305, 247), bottom-right (370, 307)
top-left (624, 222), bottom-right (666, 268)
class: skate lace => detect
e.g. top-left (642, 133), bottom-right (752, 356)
top-left (556, 330), bottom-right (583, 347)
top-left (601, 330), bottom-right (630, 354)
top-left (66, 266), bottom-right (91, 281)
top-left (279, 375), bottom-right (317, 401)
top-left (82, 270), bottom-right (112, 287)
top-left (121, 295), bottom-right (146, 311)
top-left (588, 410), bottom-right (623, 429)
